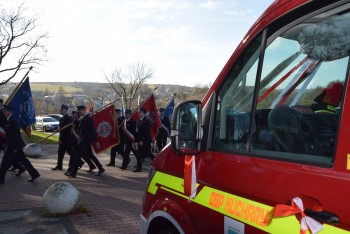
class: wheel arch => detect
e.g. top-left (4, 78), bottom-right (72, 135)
top-left (145, 198), bottom-right (197, 234)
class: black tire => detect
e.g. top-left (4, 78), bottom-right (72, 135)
top-left (149, 220), bottom-right (180, 234)
top-left (157, 226), bottom-right (179, 234)
top-left (43, 126), bottom-right (47, 132)
top-left (32, 125), bottom-right (36, 131)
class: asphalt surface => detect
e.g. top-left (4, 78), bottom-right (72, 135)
top-left (0, 144), bottom-right (151, 234)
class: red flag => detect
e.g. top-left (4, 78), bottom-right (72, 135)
top-left (131, 93), bottom-right (162, 141)
top-left (92, 104), bottom-right (120, 153)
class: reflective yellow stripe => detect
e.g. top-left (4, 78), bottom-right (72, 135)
top-left (314, 105), bottom-right (337, 114)
top-left (314, 110), bottom-right (335, 114)
top-left (148, 171), bottom-right (350, 233)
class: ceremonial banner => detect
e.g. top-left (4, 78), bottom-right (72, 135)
top-left (132, 93), bottom-right (162, 141)
top-left (7, 77), bottom-right (36, 137)
top-left (165, 97), bottom-right (175, 121)
top-left (92, 104), bottom-right (120, 153)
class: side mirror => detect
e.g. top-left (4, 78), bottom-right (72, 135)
top-left (171, 100), bottom-right (202, 155)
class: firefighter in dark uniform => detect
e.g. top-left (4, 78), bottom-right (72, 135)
top-left (66, 105), bottom-right (105, 177)
top-left (311, 82), bottom-right (343, 114)
top-left (0, 99), bottom-right (24, 172)
top-left (107, 109), bottom-right (125, 166)
top-left (0, 99), bottom-right (6, 153)
top-left (52, 104), bottom-right (73, 170)
top-left (156, 108), bottom-right (171, 152)
top-left (0, 105), bottom-right (40, 183)
top-left (134, 107), bottom-right (154, 172)
top-left (64, 111), bottom-right (94, 175)
top-left (119, 109), bottom-right (136, 170)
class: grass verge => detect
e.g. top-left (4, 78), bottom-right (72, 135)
top-left (22, 130), bottom-right (59, 144)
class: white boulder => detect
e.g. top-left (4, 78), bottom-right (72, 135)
top-left (43, 182), bottom-right (80, 214)
top-left (24, 144), bottom-right (41, 157)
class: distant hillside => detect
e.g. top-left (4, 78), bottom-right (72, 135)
top-left (0, 81), bottom-right (208, 115)
top-left (31, 83), bottom-right (82, 93)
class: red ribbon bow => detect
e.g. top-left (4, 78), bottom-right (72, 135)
top-left (267, 197), bottom-right (323, 234)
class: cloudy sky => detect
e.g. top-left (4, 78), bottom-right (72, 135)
top-left (2, 0), bottom-right (274, 86)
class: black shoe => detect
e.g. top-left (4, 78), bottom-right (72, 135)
top-left (66, 172), bottom-right (76, 178)
top-left (125, 158), bottom-right (131, 166)
top-left (15, 169), bottom-right (26, 176)
top-left (78, 162), bottom-right (85, 169)
top-left (106, 163), bottom-right (115, 167)
top-left (28, 174), bottom-right (40, 182)
top-left (52, 166), bottom-right (63, 171)
top-left (8, 167), bottom-right (17, 172)
top-left (87, 166), bottom-right (96, 172)
top-left (95, 168), bottom-right (105, 176)
top-left (133, 169), bottom-right (142, 172)
top-left (119, 166), bottom-right (127, 170)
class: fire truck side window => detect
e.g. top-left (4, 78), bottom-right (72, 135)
top-left (213, 33), bottom-right (262, 151)
top-left (214, 8), bottom-right (350, 166)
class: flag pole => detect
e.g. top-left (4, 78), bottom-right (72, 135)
top-left (5, 66), bottom-right (33, 105)
top-left (89, 98), bottom-right (120, 116)
top-left (165, 92), bottom-right (177, 108)
top-left (131, 87), bottom-right (158, 115)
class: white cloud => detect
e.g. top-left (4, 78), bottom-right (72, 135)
top-left (1, 0), bottom-right (275, 86)
top-left (225, 9), bottom-right (254, 17)
top-left (199, 0), bottom-right (222, 10)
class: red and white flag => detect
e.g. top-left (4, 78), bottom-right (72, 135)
top-left (92, 104), bottom-right (120, 154)
top-left (0, 127), bottom-right (5, 138)
top-left (184, 155), bottom-right (197, 199)
top-left (131, 93), bottom-right (162, 141)
top-left (123, 119), bottom-right (135, 142)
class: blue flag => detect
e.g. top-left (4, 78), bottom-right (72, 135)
top-left (164, 98), bottom-right (174, 120)
top-left (121, 96), bottom-right (125, 117)
top-left (7, 77), bottom-right (36, 135)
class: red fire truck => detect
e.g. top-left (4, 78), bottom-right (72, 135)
top-left (141, 0), bottom-right (350, 233)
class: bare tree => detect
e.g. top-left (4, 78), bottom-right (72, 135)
top-left (0, 4), bottom-right (47, 86)
top-left (190, 82), bottom-right (210, 100)
top-left (104, 61), bottom-right (153, 109)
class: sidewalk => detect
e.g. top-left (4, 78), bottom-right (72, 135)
top-left (0, 144), bottom-right (151, 234)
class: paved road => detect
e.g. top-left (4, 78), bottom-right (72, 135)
top-left (0, 144), bottom-right (151, 233)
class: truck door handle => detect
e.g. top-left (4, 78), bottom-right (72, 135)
top-left (304, 208), bottom-right (339, 224)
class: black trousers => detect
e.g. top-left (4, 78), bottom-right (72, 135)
top-left (71, 144), bottom-right (103, 174)
top-left (135, 142), bottom-right (154, 170)
top-left (66, 144), bottom-right (94, 172)
top-left (0, 149), bottom-right (40, 180)
top-left (156, 135), bottom-right (167, 151)
top-left (109, 143), bottom-right (124, 165)
top-left (0, 138), bottom-right (5, 152)
top-left (121, 142), bottom-right (136, 168)
top-left (56, 140), bottom-right (73, 168)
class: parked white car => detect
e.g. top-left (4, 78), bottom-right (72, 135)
top-left (47, 114), bottom-right (62, 121)
top-left (33, 116), bottom-right (59, 132)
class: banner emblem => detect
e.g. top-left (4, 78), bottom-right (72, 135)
top-left (97, 121), bottom-right (112, 138)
